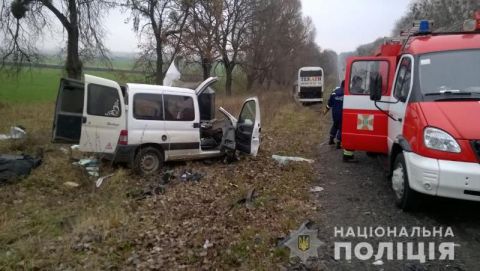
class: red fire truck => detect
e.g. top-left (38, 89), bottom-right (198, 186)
top-left (342, 12), bottom-right (480, 210)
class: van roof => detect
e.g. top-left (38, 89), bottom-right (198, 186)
top-left (126, 83), bottom-right (195, 95)
top-left (404, 33), bottom-right (480, 55)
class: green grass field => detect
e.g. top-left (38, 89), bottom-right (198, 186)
top-left (0, 68), bottom-right (145, 103)
top-left (0, 65), bottom-right (252, 103)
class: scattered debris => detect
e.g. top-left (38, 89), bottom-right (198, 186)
top-left (161, 169), bottom-right (175, 184)
top-left (272, 155), bottom-right (314, 165)
top-left (59, 147), bottom-right (69, 155)
top-left (310, 186), bottom-right (324, 193)
top-left (73, 159), bottom-right (99, 177)
top-left (203, 239), bottom-right (213, 249)
top-left (0, 154), bottom-right (42, 183)
top-left (373, 259), bottom-right (384, 266)
top-left (96, 174), bottom-right (114, 188)
top-left (64, 181), bottom-right (80, 188)
top-left (227, 188), bottom-right (257, 212)
top-left (127, 184), bottom-right (166, 201)
top-left (179, 169), bottom-right (204, 182)
top-left (0, 126), bottom-right (26, 140)
top-left (70, 145), bottom-right (80, 150)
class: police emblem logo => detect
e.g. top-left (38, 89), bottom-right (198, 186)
top-left (298, 235), bottom-right (310, 252)
top-left (283, 222), bottom-right (323, 263)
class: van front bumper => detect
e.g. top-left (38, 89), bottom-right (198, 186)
top-left (404, 152), bottom-right (480, 201)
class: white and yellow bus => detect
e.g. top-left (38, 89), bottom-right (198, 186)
top-left (294, 66), bottom-right (324, 104)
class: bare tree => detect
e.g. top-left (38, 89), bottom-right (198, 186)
top-left (181, 0), bottom-right (221, 80)
top-left (128, 0), bottom-right (191, 85)
top-left (243, 0), bottom-right (323, 90)
top-left (0, 0), bottom-right (113, 79)
top-left (215, 0), bottom-right (253, 96)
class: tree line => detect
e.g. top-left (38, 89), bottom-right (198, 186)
top-left (0, 0), bottom-right (338, 95)
top-left (349, 0), bottom-right (480, 57)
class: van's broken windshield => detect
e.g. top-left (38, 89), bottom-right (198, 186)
top-left (419, 49), bottom-right (480, 97)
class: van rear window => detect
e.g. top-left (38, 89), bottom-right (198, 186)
top-left (87, 84), bottom-right (121, 118)
top-left (60, 86), bottom-right (84, 114)
top-left (133, 94), bottom-right (164, 120)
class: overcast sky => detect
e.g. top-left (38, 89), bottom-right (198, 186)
top-left (302, 0), bottom-right (411, 52)
top-left (41, 0), bottom-right (412, 55)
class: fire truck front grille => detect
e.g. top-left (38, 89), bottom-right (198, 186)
top-left (472, 141), bottom-right (480, 162)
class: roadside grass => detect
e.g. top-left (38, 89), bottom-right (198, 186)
top-left (0, 89), bottom-right (324, 269)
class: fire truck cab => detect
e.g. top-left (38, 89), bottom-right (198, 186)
top-left (342, 14), bottom-right (480, 210)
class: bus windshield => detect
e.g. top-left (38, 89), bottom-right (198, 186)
top-left (419, 50), bottom-right (480, 96)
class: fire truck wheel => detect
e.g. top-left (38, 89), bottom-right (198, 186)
top-left (391, 153), bottom-right (418, 211)
top-left (134, 147), bottom-right (164, 176)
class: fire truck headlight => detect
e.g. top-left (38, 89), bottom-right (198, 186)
top-left (424, 127), bottom-right (461, 153)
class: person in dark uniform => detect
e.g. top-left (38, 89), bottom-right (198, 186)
top-left (324, 80), bottom-right (344, 149)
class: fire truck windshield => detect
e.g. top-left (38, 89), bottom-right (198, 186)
top-left (419, 50), bottom-right (480, 97)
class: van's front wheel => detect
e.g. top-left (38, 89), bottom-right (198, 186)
top-left (391, 153), bottom-right (418, 211)
top-left (134, 147), bottom-right (163, 176)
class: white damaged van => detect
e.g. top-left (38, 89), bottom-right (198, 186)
top-left (52, 75), bottom-right (261, 175)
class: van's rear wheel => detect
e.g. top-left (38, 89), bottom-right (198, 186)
top-left (391, 153), bottom-right (418, 211)
top-left (134, 147), bottom-right (163, 176)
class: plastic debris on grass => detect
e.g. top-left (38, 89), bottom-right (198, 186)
top-left (272, 155), bottom-right (314, 165)
top-left (179, 169), bottom-right (204, 182)
top-left (73, 158), bottom-right (100, 177)
top-left (0, 126), bottom-right (26, 140)
top-left (96, 174), bottom-right (115, 188)
top-left (310, 186), bottom-right (324, 193)
top-left (64, 181), bottom-right (80, 188)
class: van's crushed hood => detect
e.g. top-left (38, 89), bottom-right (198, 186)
top-left (420, 101), bottom-right (480, 140)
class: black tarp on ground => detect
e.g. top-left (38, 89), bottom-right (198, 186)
top-left (0, 154), bottom-right (42, 183)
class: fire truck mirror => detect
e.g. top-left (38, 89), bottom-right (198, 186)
top-left (370, 74), bottom-right (383, 101)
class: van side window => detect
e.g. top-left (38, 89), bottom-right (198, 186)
top-left (394, 57), bottom-right (412, 102)
top-left (349, 61), bottom-right (389, 95)
top-left (133, 94), bottom-right (164, 120)
top-left (164, 95), bottom-right (195, 121)
top-left (87, 84), bottom-right (121, 117)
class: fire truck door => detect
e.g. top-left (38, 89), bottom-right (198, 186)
top-left (388, 55), bottom-right (414, 150)
top-left (342, 56), bottom-right (397, 154)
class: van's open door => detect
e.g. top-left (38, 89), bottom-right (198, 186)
top-left (80, 75), bottom-right (126, 154)
top-left (195, 77), bottom-right (218, 95)
top-left (235, 97), bottom-right (261, 156)
top-left (52, 78), bottom-right (85, 143)
top-left (342, 56), bottom-right (397, 154)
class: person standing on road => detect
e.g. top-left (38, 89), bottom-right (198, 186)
top-left (324, 80), bottom-right (344, 149)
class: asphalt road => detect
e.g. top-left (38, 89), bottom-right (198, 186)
top-left (311, 132), bottom-right (480, 271)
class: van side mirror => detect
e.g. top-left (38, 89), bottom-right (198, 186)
top-left (370, 74), bottom-right (383, 101)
